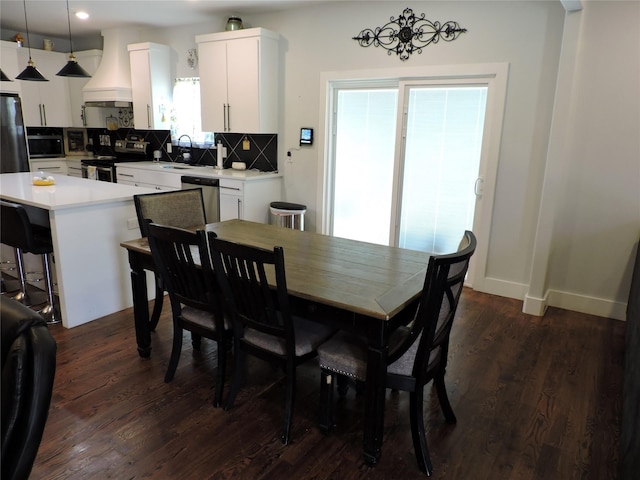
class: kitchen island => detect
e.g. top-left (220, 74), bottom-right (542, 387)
top-left (0, 172), bottom-right (155, 328)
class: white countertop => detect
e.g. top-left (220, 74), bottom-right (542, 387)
top-left (115, 161), bottom-right (282, 181)
top-left (0, 172), bottom-right (155, 210)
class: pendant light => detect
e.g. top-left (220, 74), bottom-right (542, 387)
top-left (0, 69), bottom-right (12, 82)
top-left (15, 0), bottom-right (48, 81)
top-left (57, 0), bottom-right (91, 77)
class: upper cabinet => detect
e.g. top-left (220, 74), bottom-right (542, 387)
top-left (0, 41), bottom-right (21, 94)
top-left (196, 28), bottom-right (279, 134)
top-left (128, 42), bottom-right (172, 130)
top-left (16, 48), bottom-right (72, 127)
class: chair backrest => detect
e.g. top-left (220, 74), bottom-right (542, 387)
top-left (387, 231), bottom-right (477, 383)
top-left (146, 223), bottom-right (220, 317)
top-left (133, 189), bottom-right (206, 238)
top-left (1, 297), bottom-right (57, 480)
top-left (208, 235), bottom-right (295, 350)
top-left (0, 200), bottom-right (36, 252)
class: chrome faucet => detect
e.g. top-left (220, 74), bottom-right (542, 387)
top-left (177, 134), bottom-right (192, 163)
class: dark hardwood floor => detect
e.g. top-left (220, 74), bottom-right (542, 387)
top-left (29, 288), bottom-right (624, 479)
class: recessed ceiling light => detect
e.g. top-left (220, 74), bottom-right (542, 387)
top-left (75, 11), bottom-right (89, 20)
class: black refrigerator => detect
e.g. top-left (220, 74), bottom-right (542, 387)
top-left (1, 92), bottom-right (30, 173)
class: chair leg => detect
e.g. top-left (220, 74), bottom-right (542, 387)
top-left (337, 374), bottom-right (349, 397)
top-left (319, 370), bottom-right (334, 434)
top-left (224, 340), bottom-right (244, 411)
top-left (12, 248), bottom-right (30, 305)
top-left (282, 361), bottom-right (296, 445)
top-left (165, 322), bottom-right (183, 383)
top-left (191, 332), bottom-right (202, 351)
top-left (434, 374), bottom-right (457, 423)
top-left (213, 337), bottom-right (227, 408)
top-left (409, 388), bottom-right (434, 476)
top-left (149, 274), bottom-right (164, 331)
top-left (38, 252), bottom-right (60, 324)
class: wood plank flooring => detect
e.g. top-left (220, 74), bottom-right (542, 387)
top-left (29, 289), bottom-right (624, 479)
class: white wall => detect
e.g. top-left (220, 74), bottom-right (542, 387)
top-left (528, 1), bottom-right (640, 320)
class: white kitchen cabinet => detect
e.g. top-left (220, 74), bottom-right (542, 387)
top-left (0, 41), bottom-right (21, 94)
top-left (127, 43), bottom-right (171, 130)
top-left (116, 165), bottom-right (181, 190)
top-left (66, 159), bottom-right (83, 178)
top-left (219, 179), bottom-right (243, 221)
top-left (67, 50), bottom-right (102, 127)
top-left (16, 48), bottom-right (72, 127)
top-left (219, 176), bottom-right (281, 223)
top-left (30, 158), bottom-right (68, 175)
top-left (196, 28), bottom-right (279, 134)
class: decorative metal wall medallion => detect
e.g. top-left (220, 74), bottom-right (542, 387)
top-left (353, 7), bottom-right (467, 61)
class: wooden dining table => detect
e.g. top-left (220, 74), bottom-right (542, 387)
top-left (120, 219), bottom-right (433, 466)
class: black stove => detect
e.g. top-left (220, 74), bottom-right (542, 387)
top-left (82, 136), bottom-right (150, 182)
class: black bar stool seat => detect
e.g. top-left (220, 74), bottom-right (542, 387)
top-left (0, 200), bottom-right (60, 324)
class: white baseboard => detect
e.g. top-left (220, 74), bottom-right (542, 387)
top-left (474, 276), bottom-right (627, 321)
top-left (523, 293), bottom-right (548, 316)
top-left (546, 290), bottom-right (627, 321)
top-left (473, 276), bottom-right (528, 300)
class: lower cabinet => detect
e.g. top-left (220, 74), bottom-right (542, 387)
top-left (219, 179), bottom-right (243, 221)
top-left (66, 159), bottom-right (83, 178)
top-left (115, 164), bottom-right (282, 224)
top-left (30, 158), bottom-right (68, 176)
top-left (219, 177), bottom-right (281, 223)
top-left (115, 166), bottom-right (181, 190)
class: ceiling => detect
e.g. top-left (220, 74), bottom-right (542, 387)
top-left (0, 1), bottom-right (329, 43)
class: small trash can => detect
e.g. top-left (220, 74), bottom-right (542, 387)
top-left (270, 202), bottom-right (306, 231)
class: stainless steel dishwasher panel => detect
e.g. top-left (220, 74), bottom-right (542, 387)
top-left (180, 175), bottom-right (220, 224)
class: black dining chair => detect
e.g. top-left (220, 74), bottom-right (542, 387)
top-left (133, 189), bottom-right (207, 331)
top-left (316, 231), bottom-right (477, 475)
top-left (208, 235), bottom-right (335, 445)
top-left (146, 222), bottom-right (232, 407)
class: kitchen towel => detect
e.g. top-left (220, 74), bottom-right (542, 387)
top-left (87, 166), bottom-right (97, 180)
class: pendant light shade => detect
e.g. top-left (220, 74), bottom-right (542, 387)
top-left (57, 54), bottom-right (91, 77)
top-left (16, 60), bottom-right (48, 81)
top-left (57, 0), bottom-right (91, 78)
top-left (0, 69), bottom-right (12, 82)
top-left (16, 0), bottom-right (48, 81)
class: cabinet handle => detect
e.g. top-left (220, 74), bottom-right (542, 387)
top-left (220, 185), bottom-right (241, 191)
top-left (146, 104), bottom-right (151, 128)
top-left (226, 104), bottom-right (231, 132)
top-left (39, 104), bottom-right (43, 126)
top-left (41, 104), bottom-right (47, 126)
top-left (119, 173), bottom-right (135, 178)
top-left (237, 198), bottom-right (242, 218)
top-left (223, 104), bottom-right (228, 132)
top-left (81, 105), bottom-right (87, 126)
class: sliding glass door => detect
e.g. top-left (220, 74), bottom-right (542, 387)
top-left (331, 81), bottom-right (487, 254)
top-left (397, 84), bottom-right (487, 253)
top-left (332, 88), bottom-right (398, 244)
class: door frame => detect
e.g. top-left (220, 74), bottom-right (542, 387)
top-left (317, 63), bottom-right (509, 288)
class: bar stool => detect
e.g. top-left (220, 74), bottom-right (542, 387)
top-left (0, 200), bottom-right (60, 324)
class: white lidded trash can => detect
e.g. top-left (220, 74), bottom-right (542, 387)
top-left (269, 202), bottom-right (306, 231)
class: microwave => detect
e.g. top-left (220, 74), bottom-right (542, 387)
top-left (27, 133), bottom-right (64, 158)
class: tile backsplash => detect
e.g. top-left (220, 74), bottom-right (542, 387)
top-left (86, 128), bottom-right (278, 172)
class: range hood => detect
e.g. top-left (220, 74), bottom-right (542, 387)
top-left (83, 28), bottom-right (139, 106)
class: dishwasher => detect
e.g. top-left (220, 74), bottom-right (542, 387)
top-left (180, 175), bottom-right (220, 224)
